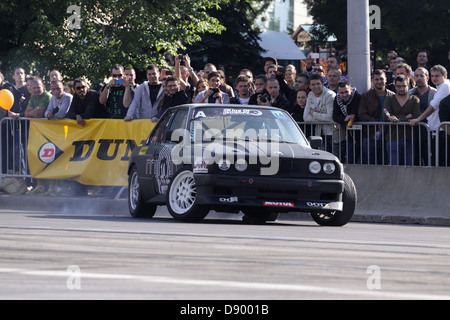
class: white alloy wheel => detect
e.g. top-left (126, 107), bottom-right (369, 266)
top-left (169, 170), bottom-right (197, 214)
top-left (167, 169), bottom-right (209, 222)
top-left (129, 171), bottom-right (140, 211)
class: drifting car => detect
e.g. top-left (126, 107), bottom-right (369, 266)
top-left (127, 104), bottom-right (357, 226)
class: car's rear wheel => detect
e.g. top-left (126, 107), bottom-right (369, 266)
top-left (167, 169), bottom-right (209, 222)
top-left (128, 167), bottom-right (157, 218)
top-left (311, 173), bottom-right (356, 226)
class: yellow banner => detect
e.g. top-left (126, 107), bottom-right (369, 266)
top-left (27, 119), bottom-right (155, 186)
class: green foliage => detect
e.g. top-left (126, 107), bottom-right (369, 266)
top-left (0, 0), bottom-right (225, 83)
top-left (186, 0), bottom-right (268, 80)
top-left (304, 0), bottom-right (450, 66)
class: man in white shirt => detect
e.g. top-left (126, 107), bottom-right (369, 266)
top-left (230, 75), bottom-right (251, 105)
top-left (304, 74), bottom-right (336, 153)
top-left (45, 80), bottom-right (72, 119)
top-left (410, 65), bottom-right (450, 130)
top-left (410, 65), bottom-right (450, 165)
top-left (124, 64), bottom-right (164, 122)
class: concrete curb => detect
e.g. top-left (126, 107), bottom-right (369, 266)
top-left (345, 165), bottom-right (450, 226)
top-left (1, 165), bottom-right (449, 226)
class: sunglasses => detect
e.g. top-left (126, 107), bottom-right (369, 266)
top-left (112, 74), bottom-right (123, 78)
top-left (75, 85), bottom-right (86, 90)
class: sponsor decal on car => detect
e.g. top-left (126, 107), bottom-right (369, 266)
top-left (139, 146), bottom-right (148, 155)
top-left (219, 197), bottom-right (238, 203)
top-left (270, 110), bottom-right (287, 120)
top-left (193, 158), bottom-right (208, 173)
top-left (194, 111), bottom-right (207, 118)
top-left (306, 202), bottom-right (330, 208)
top-left (223, 109), bottom-right (263, 116)
top-left (263, 201), bottom-right (294, 208)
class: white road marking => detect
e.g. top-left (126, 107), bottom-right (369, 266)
top-left (0, 268), bottom-right (449, 300)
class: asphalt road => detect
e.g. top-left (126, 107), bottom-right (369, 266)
top-left (0, 206), bottom-right (449, 301)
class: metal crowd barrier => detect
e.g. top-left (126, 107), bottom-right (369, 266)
top-left (297, 121), bottom-right (448, 167)
top-left (0, 117), bottom-right (31, 178)
top-left (436, 122), bottom-right (450, 167)
top-left (0, 118), bottom-right (449, 188)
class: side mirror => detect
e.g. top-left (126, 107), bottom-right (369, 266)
top-left (308, 136), bottom-right (323, 149)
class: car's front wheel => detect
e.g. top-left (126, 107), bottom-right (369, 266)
top-left (310, 173), bottom-right (357, 226)
top-left (167, 169), bottom-right (209, 222)
top-left (128, 166), bottom-right (157, 218)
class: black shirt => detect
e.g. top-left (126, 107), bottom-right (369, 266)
top-left (439, 94), bottom-right (450, 122)
top-left (156, 90), bottom-right (187, 118)
top-left (290, 104), bottom-right (306, 122)
top-left (271, 92), bottom-right (291, 110)
top-left (149, 84), bottom-right (162, 106)
top-left (103, 85), bottom-right (127, 119)
top-left (68, 90), bottom-right (106, 119)
top-left (0, 82), bottom-right (25, 116)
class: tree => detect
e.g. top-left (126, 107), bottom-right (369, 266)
top-left (185, 0), bottom-right (270, 81)
top-left (304, 0), bottom-right (450, 67)
top-left (0, 0), bottom-right (225, 83)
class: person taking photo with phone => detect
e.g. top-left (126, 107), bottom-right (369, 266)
top-left (99, 64), bottom-right (132, 119)
top-left (194, 71), bottom-right (230, 104)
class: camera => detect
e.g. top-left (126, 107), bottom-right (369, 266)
top-left (178, 54), bottom-right (185, 60)
top-left (114, 79), bottom-right (123, 85)
top-left (211, 88), bottom-right (219, 98)
top-left (259, 93), bottom-right (270, 103)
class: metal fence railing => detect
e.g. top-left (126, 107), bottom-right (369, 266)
top-left (436, 122), bottom-right (450, 167)
top-left (297, 121), bottom-right (448, 167)
top-left (1, 118), bottom-right (449, 187)
top-left (0, 117), bottom-right (30, 178)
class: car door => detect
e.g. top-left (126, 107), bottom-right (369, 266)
top-left (139, 109), bottom-right (177, 200)
top-left (153, 108), bottom-right (189, 195)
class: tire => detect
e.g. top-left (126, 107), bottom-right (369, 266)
top-left (128, 167), bottom-right (157, 218)
top-left (311, 173), bottom-right (357, 226)
top-left (166, 169), bottom-right (209, 222)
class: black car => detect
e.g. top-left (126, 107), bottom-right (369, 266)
top-left (127, 105), bottom-right (357, 226)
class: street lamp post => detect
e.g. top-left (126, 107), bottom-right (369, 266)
top-left (347, 0), bottom-right (371, 93)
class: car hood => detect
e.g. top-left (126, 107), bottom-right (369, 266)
top-left (196, 140), bottom-right (339, 162)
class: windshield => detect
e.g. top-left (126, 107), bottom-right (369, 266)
top-left (189, 107), bottom-right (308, 145)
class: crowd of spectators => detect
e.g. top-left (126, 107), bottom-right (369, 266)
top-left (1, 49), bottom-right (450, 195)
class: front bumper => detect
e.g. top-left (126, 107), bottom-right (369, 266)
top-left (194, 174), bottom-right (344, 212)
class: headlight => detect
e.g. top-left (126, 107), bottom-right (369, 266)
top-left (323, 162), bottom-right (336, 174)
top-left (218, 159), bottom-right (231, 171)
top-left (308, 161), bottom-right (321, 174)
top-left (234, 158), bottom-right (248, 172)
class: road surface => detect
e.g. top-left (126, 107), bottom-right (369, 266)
top-left (0, 206), bottom-right (449, 301)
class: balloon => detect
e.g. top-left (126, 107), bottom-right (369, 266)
top-left (0, 89), bottom-right (14, 111)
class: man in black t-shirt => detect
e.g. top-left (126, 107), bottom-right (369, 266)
top-left (67, 79), bottom-right (106, 126)
top-left (159, 77), bottom-right (187, 111)
top-left (99, 64), bottom-right (132, 119)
